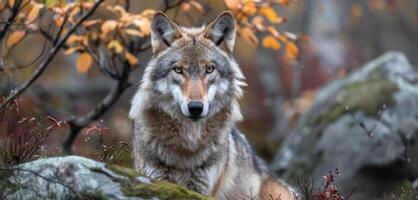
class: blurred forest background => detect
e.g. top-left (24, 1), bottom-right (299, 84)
top-left (1, 0), bottom-right (418, 199)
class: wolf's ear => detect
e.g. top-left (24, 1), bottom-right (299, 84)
top-left (151, 11), bottom-right (181, 54)
top-left (204, 11), bottom-right (236, 53)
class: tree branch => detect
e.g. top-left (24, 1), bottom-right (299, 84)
top-left (0, 0), bottom-right (23, 45)
top-left (0, 0), bottom-right (105, 110)
top-left (62, 62), bottom-right (132, 154)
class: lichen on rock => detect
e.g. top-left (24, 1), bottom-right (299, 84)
top-left (1, 156), bottom-right (211, 200)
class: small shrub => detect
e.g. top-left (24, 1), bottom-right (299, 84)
top-left (0, 96), bottom-right (62, 165)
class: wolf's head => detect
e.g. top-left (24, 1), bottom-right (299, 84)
top-left (130, 11), bottom-right (246, 121)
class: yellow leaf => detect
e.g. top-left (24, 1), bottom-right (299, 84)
top-left (83, 19), bottom-right (102, 27)
top-left (6, 31), bottom-right (26, 48)
top-left (181, 2), bottom-right (191, 12)
top-left (101, 20), bottom-right (118, 36)
top-left (285, 41), bottom-right (299, 60)
top-left (262, 35), bottom-right (281, 50)
top-left (76, 53), bottom-right (93, 73)
top-left (66, 35), bottom-right (84, 46)
top-left (276, 0), bottom-right (289, 6)
top-left (267, 26), bottom-right (280, 38)
top-left (125, 29), bottom-right (144, 37)
top-left (107, 40), bottom-right (123, 54)
top-left (125, 51), bottom-right (138, 66)
top-left (64, 46), bottom-right (84, 55)
top-left (27, 4), bottom-right (41, 23)
top-left (224, 0), bottom-right (240, 10)
top-left (8, 0), bottom-right (15, 8)
top-left (238, 27), bottom-right (259, 47)
top-left (242, 2), bottom-right (256, 15)
top-left (54, 16), bottom-right (64, 27)
top-left (259, 7), bottom-right (278, 23)
top-left (133, 18), bottom-right (151, 36)
top-left (252, 16), bottom-right (265, 31)
top-left (141, 9), bottom-right (156, 17)
top-left (189, 1), bottom-right (204, 13)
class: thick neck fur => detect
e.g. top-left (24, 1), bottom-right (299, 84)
top-left (132, 90), bottom-right (238, 170)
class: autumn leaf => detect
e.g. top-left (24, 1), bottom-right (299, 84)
top-left (101, 20), bottom-right (118, 36)
top-left (64, 46), bottom-right (84, 55)
top-left (125, 51), bottom-right (138, 66)
top-left (125, 29), bottom-right (144, 37)
top-left (242, 2), bottom-right (257, 15)
top-left (262, 35), bottom-right (281, 50)
top-left (6, 31), bottom-right (26, 49)
top-left (107, 40), bottom-right (123, 54)
top-left (225, 0), bottom-right (240, 11)
top-left (238, 27), bottom-right (259, 47)
top-left (189, 1), bottom-right (204, 13)
top-left (181, 2), bottom-right (191, 12)
top-left (285, 41), bottom-right (299, 60)
top-left (27, 3), bottom-right (42, 23)
top-left (66, 35), bottom-right (85, 46)
top-left (276, 0), bottom-right (289, 6)
top-left (252, 16), bottom-right (265, 31)
top-left (132, 18), bottom-right (151, 36)
top-left (259, 7), bottom-right (278, 23)
top-left (76, 53), bottom-right (93, 73)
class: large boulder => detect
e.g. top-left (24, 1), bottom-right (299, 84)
top-left (272, 52), bottom-right (418, 199)
top-left (1, 156), bottom-right (211, 200)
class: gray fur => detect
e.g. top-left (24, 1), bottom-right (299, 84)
top-left (129, 11), bottom-right (297, 200)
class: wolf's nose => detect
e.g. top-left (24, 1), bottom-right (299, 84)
top-left (188, 102), bottom-right (203, 117)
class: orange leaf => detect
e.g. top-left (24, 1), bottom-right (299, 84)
top-left (76, 53), bottom-right (93, 74)
top-left (225, 0), bottom-right (240, 10)
top-left (267, 26), bottom-right (280, 38)
top-left (6, 30), bottom-right (26, 48)
top-left (285, 41), bottom-right (299, 60)
top-left (259, 7), bottom-right (278, 23)
top-left (125, 51), bottom-right (139, 66)
top-left (238, 27), bottom-right (259, 47)
top-left (125, 29), bottom-right (144, 37)
top-left (27, 4), bottom-right (42, 23)
top-left (66, 35), bottom-right (84, 46)
top-left (276, 0), bottom-right (289, 6)
top-left (262, 35), bottom-right (281, 50)
top-left (252, 16), bottom-right (265, 31)
top-left (107, 40), bottom-right (123, 54)
top-left (189, 1), bottom-right (204, 13)
top-left (133, 18), bottom-right (151, 36)
top-left (242, 2), bottom-right (257, 15)
top-left (101, 20), bottom-right (118, 36)
top-left (64, 46), bottom-right (84, 55)
top-left (181, 2), bottom-right (191, 12)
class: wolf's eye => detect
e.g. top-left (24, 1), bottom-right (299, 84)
top-left (205, 66), bottom-right (215, 74)
top-left (173, 67), bottom-right (183, 74)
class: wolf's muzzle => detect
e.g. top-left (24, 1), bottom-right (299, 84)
top-left (188, 101), bottom-right (204, 118)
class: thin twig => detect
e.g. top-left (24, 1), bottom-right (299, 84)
top-left (62, 62), bottom-right (132, 154)
top-left (0, 0), bottom-right (105, 110)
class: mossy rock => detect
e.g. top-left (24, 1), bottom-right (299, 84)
top-left (3, 156), bottom-right (211, 200)
top-left (273, 52), bottom-right (418, 199)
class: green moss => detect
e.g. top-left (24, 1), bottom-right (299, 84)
top-left (106, 164), bottom-right (141, 180)
top-left (380, 180), bottom-right (418, 200)
top-left (79, 188), bottom-right (109, 200)
top-left (121, 180), bottom-right (212, 200)
top-left (110, 151), bottom-right (133, 168)
top-left (314, 72), bottom-right (398, 126)
top-left (106, 164), bottom-right (212, 199)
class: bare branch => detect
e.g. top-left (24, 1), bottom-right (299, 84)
top-left (62, 62), bottom-right (132, 154)
top-left (0, 0), bottom-right (105, 110)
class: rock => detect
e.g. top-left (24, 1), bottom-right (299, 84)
top-left (1, 156), bottom-right (211, 200)
top-left (272, 52), bottom-right (418, 199)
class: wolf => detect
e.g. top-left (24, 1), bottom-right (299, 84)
top-left (129, 11), bottom-right (297, 200)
